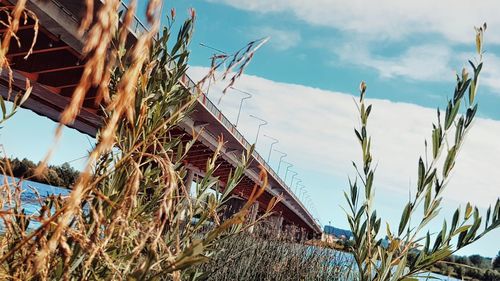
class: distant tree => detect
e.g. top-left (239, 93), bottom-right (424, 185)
top-left (2, 157), bottom-right (79, 188)
top-left (484, 269), bottom-right (500, 281)
top-left (469, 254), bottom-right (484, 267)
top-left (492, 251), bottom-right (500, 269)
top-left (57, 162), bottom-right (79, 187)
top-left (456, 255), bottom-right (471, 266)
top-left (45, 169), bottom-right (63, 187)
top-left (456, 266), bottom-right (465, 279)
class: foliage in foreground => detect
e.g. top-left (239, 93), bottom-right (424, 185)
top-left (419, 252), bottom-right (500, 281)
top-left (344, 23), bottom-right (500, 280)
top-left (192, 227), bottom-right (355, 280)
top-left (0, 1), bottom-right (274, 280)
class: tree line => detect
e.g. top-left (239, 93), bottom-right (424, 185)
top-left (409, 251), bottom-right (500, 280)
top-left (1, 157), bottom-right (80, 188)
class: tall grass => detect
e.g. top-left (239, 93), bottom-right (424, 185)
top-left (2, 1), bottom-right (498, 280)
top-left (191, 226), bottom-right (356, 280)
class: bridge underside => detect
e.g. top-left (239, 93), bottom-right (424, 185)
top-left (0, 0), bottom-right (321, 236)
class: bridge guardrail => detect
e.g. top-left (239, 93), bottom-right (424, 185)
top-left (180, 75), bottom-right (319, 232)
top-left (51, 0), bottom-right (319, 232)
top-left (117, 2), bottom-right (148, 37)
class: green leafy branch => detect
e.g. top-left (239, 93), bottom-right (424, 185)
top-left (344, 23), bottom-right (500, 281)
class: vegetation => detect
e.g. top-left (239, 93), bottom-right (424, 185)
top-left (406, 252), bottom-right (500, 280)
top-left (493, 251), bottom-right (500, 269)
top-left (0, 1), bottom-right (498, 280)
top-left (192, 226), bottom-right (355, 280)
top-left (344, 23), bottom-right (500, 280)
top-left (0, 158), bottom-right (80, 188)
top-left (0, 1), bottom-right (275, 280)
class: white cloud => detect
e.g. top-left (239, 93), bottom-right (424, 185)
top-left (481, 53), bottom-right (500, 94)
top-left (207, 0), bottom-right (500, 89)
top-left (251, 26), bottom-right (301, 50)
top-left (208, 0), bottom-right (500, 44)
top-left (188, 66), bottom-right (500, 209)
top-left (335, 43), bottom-right (454, 81)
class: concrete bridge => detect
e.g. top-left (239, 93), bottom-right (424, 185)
top-left (0, 0), bottom-right (321, 237)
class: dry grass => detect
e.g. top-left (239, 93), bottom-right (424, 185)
top-left (192, 226), bottom-right (356, 280)
top-left (0, 1), bottom-right (277, 280)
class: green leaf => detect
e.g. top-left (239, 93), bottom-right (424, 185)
top-left (434, 179), bottom-right (442, 195)
top-left (443, 146), bottom-right (457, 177)
top-left (464, 216), bottom-right (481, 244)
top-left (465, 203), bottom-right (473, 219)
top-left (374, 218), bottom-right (381, 235)
top-left (355, 129), bottom-right (363, 143)
top-left (386, 222), bottom-right (392, 238)
top-left (0, 96), bottom-right (6, 119)
top-left (455, 116), bottom-right (464, 144)
top-left (423, 169), bottom-right (436, 187)
top-left (417, 157), bottom-right (425, 192)
top-left (469, 79), bottom-right (476, 104)
top-left (366, 104), bottom-right (372, 118)
top-left (444, 100), bottom-right (460, 130)
top-left (424, 188), bottom-right (431, 213)
top-left (485, 206), bottom-right (491, 230)
top-left (452, 224), bottom-right (471, 236)
top-left (366, 171), bottom-right (374, 196)
top-left (441, 220), bottom-right (447, 244)
top-left (423, 232), bottom-right (430, 253)
top-left (432, 126), bottom-right (441, 159)
top-left (465, 104), bottom-right (478, 128)
top-left (457, 228), bottom-right (468, 248)
top-left (398, 202), bottom-right (412, 235)
top-left (432, 232), bottom-right (443, 252)
top-left (451, 209), bottom-right (460, 233)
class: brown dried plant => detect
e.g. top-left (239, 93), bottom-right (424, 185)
top-left (0, 0), bottom-right (37, 99)
top-left (0, 1), bottom-right (276, 280)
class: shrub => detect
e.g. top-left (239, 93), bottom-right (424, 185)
top-left (492, 251), bottom-right (500, 269)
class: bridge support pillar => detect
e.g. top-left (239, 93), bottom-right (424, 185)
top-left (247, 202), bottom-right (259, 234)
top-left (180, 169), bottom-right (196, 221)
top-left (183, 169), bottom-right (195, 195)
top-left (268, 215), bottom-right (283, 233)
top-left (221, 197), bottom-right (246, 219)
top-left (299, 227), bottom-right (307, 242)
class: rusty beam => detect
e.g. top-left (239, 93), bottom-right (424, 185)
top-left (7, 45), bottom-right (72, 58)
top-left (0, 24), bottom-right (35, 33)
top-left (35, 64), bottom-right (84, 74)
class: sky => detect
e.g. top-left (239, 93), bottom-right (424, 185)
top-left (1, 0), bottom-right (500, 257)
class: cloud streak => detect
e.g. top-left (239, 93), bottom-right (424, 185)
top-left (335, 43), bottom-right (454, 81)
top-left (250, 26), bottom-right (301, 51)
top-left (207, 0), bottom-right (500, 94)
top-left (207, 0), bottom-right (500, 44)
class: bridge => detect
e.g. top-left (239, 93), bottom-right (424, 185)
top-left (0, 0), bottom-right (322, 237)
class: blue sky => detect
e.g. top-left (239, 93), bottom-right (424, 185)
top-left (1, 0), bottom-right (500, 257)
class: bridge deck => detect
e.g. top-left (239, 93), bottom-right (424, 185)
top-left (0, 0), bottom-right (321, 235)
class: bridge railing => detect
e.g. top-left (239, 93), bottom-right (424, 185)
top-left (117, 2), bottom-right (149, 37)
top-left (51, 1), bottom-right (149, 37)
top-left (51, 0), bottom-right (318, 232)
top-left (180, 75), bottom-right (318, 231)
